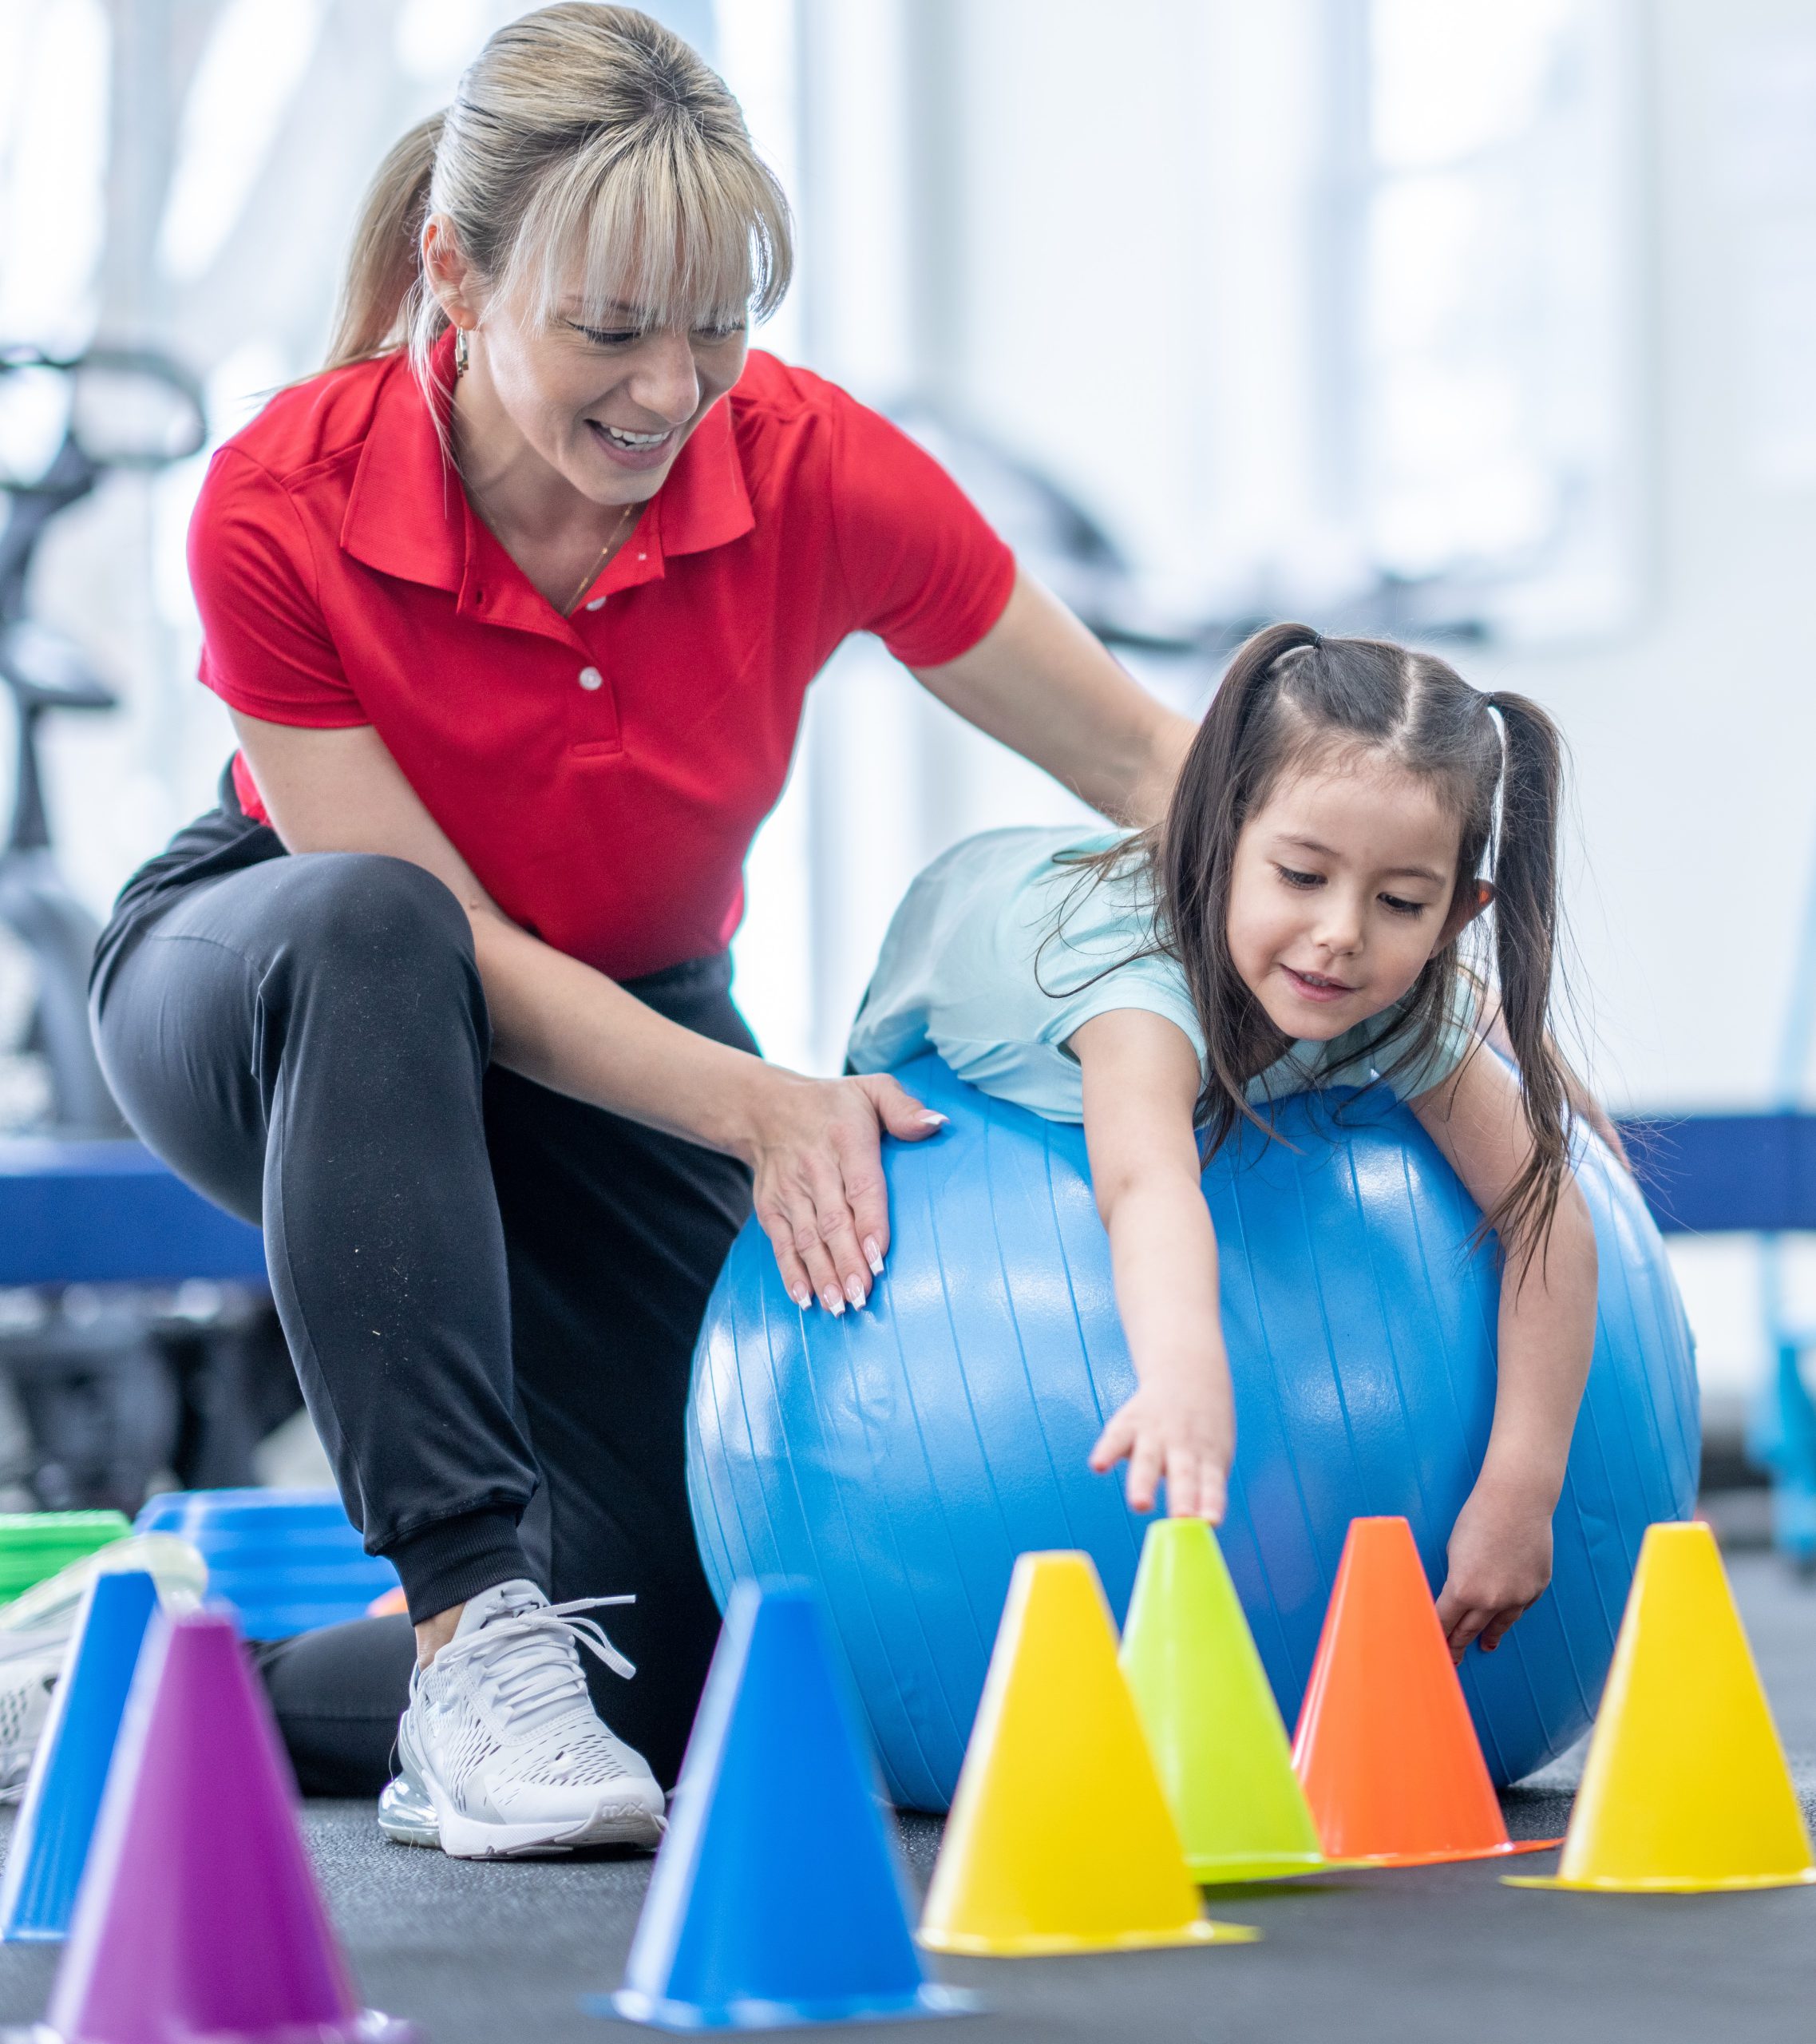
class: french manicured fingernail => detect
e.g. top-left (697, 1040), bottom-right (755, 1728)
top-left (821, 1286), bottom-right (845, 1316)
top-left (864, 1237), bottom-right (884, 1275)
top-left (789, 1285), bottom-right (811, 1309)
top-left (916, 1111), bottom-right (948, 1127)
top-left (844, 1274), bottom-right (867, 1309)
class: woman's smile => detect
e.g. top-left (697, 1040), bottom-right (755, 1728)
top-left (585, 415), bottom-right (679, 472)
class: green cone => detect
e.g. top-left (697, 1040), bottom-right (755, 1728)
top-left (1120, 1519), bottom-right (1328, 1883)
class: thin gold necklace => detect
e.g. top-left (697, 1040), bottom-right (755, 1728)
top-left (565, 500), bottom-right (638, 616)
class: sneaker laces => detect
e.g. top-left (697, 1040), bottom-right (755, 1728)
top-left (425, 1594), bottom-right (638, 1740)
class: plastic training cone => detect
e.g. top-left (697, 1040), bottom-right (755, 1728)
top-left (1507, 1520), bottom-right (1816, 1893)
top-left (919, 1551), bottom-right (1257, 1955)
top-left (34, 1610), bottom-right (417, 2044)
top-left (0, 1570), bottom-right (160, 1943)
top-left (602, 1579), bottom-right (972, 2029)
top-left (1120, 1519), bottom-right (1330, 1882)
top-left (1292, 1517), bottom-right (1557, 1868)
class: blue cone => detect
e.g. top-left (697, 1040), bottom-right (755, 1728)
top-left (0, 1568), bottom-right (160, 1943)
top-left (598, 1581), bottom-right (976, 2031)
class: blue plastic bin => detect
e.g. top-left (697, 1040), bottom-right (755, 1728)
top-left (132, 1489), bottom-right (399, 1640)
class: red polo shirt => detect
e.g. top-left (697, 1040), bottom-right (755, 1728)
top-left (188, 338), bottom-right (1015, 980)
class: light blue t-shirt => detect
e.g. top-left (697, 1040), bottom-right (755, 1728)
top-left (847, 827), bottom-right (1478, 1124)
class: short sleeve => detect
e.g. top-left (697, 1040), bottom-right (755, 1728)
top-left (827, 392), bottom-right (1017, 668)
top-left (1025, 855), bottom-right (1207, 1074)
top-left (188, 447), bottom-right (368, 727)
top-left (1036, 960), bottom-right (1207, 1073)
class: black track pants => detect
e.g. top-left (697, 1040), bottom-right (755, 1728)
top-left (90, 778), bottom-right (754, 1788)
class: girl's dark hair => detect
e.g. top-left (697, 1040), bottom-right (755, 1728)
top-left (1078, 620), bottom-right (1570, 1259)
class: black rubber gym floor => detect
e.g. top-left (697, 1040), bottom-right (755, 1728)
top-left (2, 1545), bottom-right (1812, 2043)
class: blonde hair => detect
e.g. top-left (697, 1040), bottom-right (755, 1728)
top-left (324, 4), bottom-right (792, 390)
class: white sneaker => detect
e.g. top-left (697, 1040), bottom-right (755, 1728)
top-left (380, 1579), bottom-right (666, 1860)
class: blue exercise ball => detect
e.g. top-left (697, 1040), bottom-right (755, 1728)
top-left (686, 1052), bottom-right (1698, 1811)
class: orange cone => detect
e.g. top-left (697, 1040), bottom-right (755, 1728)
top-left (1292, 1517), bottom-right (1559, 1868)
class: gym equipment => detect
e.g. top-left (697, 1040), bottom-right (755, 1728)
top-left (0, 1511), bottom-right (128, 1604)
top-left (688, 1055), bottom-right (1699, 1809)
top-left (1292, 1517), bottom-right (1557, 1868)
top-left (132, 1489), bottom-right (397, 1640)
top-left (1508, 1522), bottom-right (1816, 1893)
top-left (603, 1581), bottom-right (973, 2030)
top-left (1120, 1519), bottom-right (1329, 1882)
top-left (917, 1551), bottom-right (1255, 1956)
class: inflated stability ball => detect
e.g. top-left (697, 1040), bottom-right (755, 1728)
top-left (686, 1053), bottom-right (1698, 1812)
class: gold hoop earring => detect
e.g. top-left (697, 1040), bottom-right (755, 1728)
top-left (453, 327), bottom-right (470, 376)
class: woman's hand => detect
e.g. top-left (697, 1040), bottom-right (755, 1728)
top-left (1089, 1359), bottom-right (1235, 1520)
top-left (743, 1068), bottom-right (947, 1314)
top-left (1434, 1476), bottom-right (1554, 1661)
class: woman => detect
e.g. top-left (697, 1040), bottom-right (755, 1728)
top-left (89, 3), bottom-right (1189, 1860)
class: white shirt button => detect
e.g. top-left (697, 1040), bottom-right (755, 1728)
top-left (578, 666), bottom-right (603, 691)
top-left (585, 597), bottom-right (605, 611)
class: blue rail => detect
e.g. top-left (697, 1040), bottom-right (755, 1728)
top-left (0, 1139), bottom-right (266, 1288)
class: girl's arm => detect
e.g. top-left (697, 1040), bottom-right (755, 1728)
top-left (1410, 1048), bottom-right (1598, 1660)
top-left (1072, 1008), bottom-right (1232, 1519)
top-left (911, 571), bottom-right (1195, 829)
top-left (230, 712), bottom-right (943, 1317)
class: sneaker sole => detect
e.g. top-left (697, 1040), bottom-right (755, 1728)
top-left (437, 1797), bottom-right (666, 1860)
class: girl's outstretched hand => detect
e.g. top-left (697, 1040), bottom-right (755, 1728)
top-left (1089, 1363), bottom-right (1235, 1521)
top-left (745, 1070), bottom-right (947, 1316)
top-left (1434, 1477), bottom-right (1554, 1662)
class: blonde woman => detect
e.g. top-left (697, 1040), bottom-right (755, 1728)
top-left (90, 4), bottom-right (1189, 1860)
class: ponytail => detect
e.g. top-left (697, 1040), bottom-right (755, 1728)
top-left (324, 113), bottom-right (445, 370)
top-left (1483, 690), bottom-right (1572, 1263)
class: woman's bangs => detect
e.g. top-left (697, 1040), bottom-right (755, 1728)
top-left (520, 138), bottom-right (789, 336)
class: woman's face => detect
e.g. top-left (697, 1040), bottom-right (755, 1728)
top-left (1225, 757), bottom-right (1473, 1044)
top-left (474, 294), bottom-right (749, 507)
top-left (428, 222), bottom-right (748, 509)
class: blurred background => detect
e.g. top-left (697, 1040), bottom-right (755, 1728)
top-left (0, 0), bottom-right (1812, 1520)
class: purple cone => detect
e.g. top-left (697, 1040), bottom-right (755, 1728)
top-left (41, 1610), bottom-right (418, 2044)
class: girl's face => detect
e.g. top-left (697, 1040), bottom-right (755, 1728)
top-left (1226, 758), bottom-right (1475, 1043)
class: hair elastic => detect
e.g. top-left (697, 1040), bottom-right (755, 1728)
top-left (1484, 700), bottom-right (1509, 878)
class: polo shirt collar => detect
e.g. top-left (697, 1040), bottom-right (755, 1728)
top-left (339, 330), bottom-right (754, 609)
top-left (339, 338), bottom-right (465, 592)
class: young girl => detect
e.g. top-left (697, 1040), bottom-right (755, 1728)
top-left (848, 621), bottom-right (1599, 1662)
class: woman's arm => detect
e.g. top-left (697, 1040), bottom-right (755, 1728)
top-left (231, 712), bottom-right (942, 1315)
top-left (1410, 1048), bottom-right (1598, 1660)
top-left (1073, 1008), bottom-right (1232, 1519)
top-left (911, 571), bottom-right (1195, 829)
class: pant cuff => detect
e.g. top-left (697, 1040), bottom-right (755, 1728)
top-left (382, 1507), bottom-right (533, 1626)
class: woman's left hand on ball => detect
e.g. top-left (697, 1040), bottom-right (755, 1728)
top-left (742, 1068), bottom-right (946, 1317)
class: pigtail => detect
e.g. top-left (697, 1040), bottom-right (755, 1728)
top-left (1165, 622), bottom-right (1325, 1151)
top-left (1482, 691), bottom-right (1572, 1263)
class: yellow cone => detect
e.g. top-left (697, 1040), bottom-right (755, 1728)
top-left (918, 1551), bottom-right (1259, 1955)
top-left (1507, 1520), bottom-right (1816, 1894)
